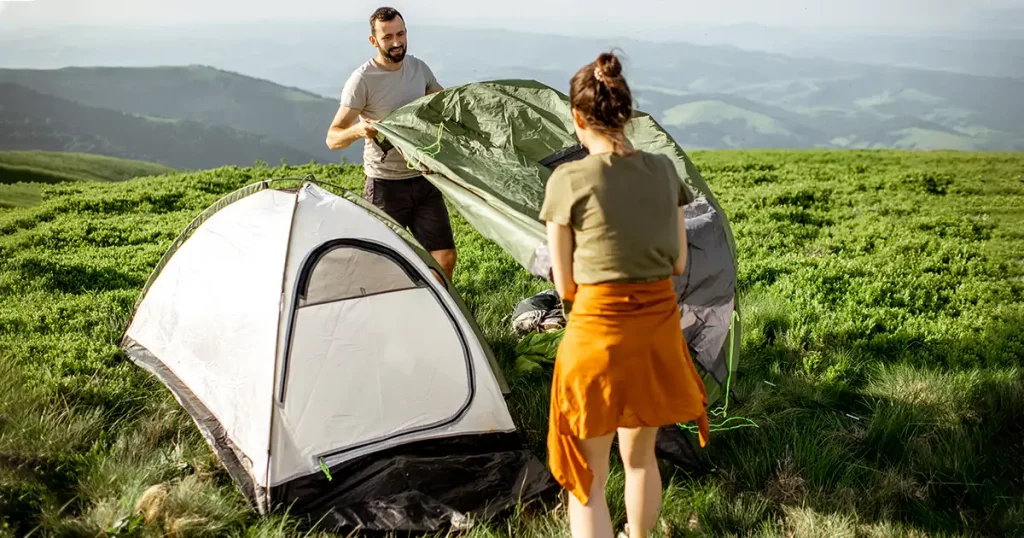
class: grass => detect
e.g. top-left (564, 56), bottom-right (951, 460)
top-left (0, 150), bottom-right (175, 186)
top-left (0, 183), bottom-right (41, 209)
top-left (1, 150), bottom-right (1023, 537)
top-left (0, 151), bottom-right (175, 210)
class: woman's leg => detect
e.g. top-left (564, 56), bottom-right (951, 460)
top-left (617, 427), bottom-right (661, 538)
top-left (568, 432), bottom-right (616, 538)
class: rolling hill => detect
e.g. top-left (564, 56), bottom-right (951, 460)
top-left (0, 65), bottom-right (361, 165)
top-left (645, 89), bottom-right (1024, 151)
top-left (0, 184), bottom-right (41, 209)
top-left (0, 150), bottom-right (174, 208)
top-left (0, 82), bottom-right (323, 169)
top-left (0, 150), bottom-right (174, 184)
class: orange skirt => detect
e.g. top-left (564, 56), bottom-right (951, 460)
top-left (547, 278), bottom-right (710, 505)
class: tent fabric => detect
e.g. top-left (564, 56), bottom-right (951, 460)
top-left (125, 187), bottom-right (294, 489)
top-left (122, 337), bottom-right (269, 508)
top-left (675, 196), bottom-right (738, 397)
top-left (327, 181), bottom-right (511, 395)
top-left (121, 180), bottom-right (554, 531)
top-left (371, 79), bottom-right (741, 410)
top-left (300, 244), bottom-right (419, 305)
top-left (269, 184), bottom-right (517, 486)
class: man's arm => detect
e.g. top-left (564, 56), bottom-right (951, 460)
top-left (424, 61), bottom-right (443, 95)
top-left (325, 105), bottom-right (377, 150)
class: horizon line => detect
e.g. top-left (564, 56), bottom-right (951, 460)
top-left (2, 16), bottom-right (1020, 38)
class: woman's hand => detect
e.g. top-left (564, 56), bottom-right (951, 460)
top-left (547, 221), bottom-right (577, 301)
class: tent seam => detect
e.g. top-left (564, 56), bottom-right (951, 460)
top-left (263, 178), bottom-right (305, 511)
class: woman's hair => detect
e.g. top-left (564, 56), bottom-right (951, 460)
top-left (570, 51), bottom-right (633, 149)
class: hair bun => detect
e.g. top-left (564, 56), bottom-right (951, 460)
top-left (569, 49), bottom-right (633, 144)
top-left (595, 52), bottom-right (622, 79)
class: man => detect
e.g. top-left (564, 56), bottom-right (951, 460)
top-left (326, 7), bottom-right (456, 280)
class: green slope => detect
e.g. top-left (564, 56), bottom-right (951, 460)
top-left (663, 100), bottom-right (793, 135)
top-left (0, 82), bottom-right (322, 170)
top-left (0, 65), bottom-right (361, 165)
top-left (0, 184), bottom-right (41, 209)
top-left (0, 150), bottom-right (174, 209)
top-left (660, 99), bottom-right (809, 148)
top-left (0, 150), bottom-right (174, 184)
top-left (0, 151), bottom-right (1022, 537)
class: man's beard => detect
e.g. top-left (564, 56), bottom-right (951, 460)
top-left (380, 44), bottom-right (406, 63)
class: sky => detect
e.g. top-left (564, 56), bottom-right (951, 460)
top-left (1, 0), bottom-right (1022, 35)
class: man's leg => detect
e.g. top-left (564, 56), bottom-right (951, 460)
top-left (364, 174), bottom-right (414, 229)
top-left (409, 177), bottom-right (457, 281)
top-left (431, 248), bottom-right (457, 280)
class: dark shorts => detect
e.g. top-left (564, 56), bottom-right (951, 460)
top-left (363, 175), bottom-right (456, 252)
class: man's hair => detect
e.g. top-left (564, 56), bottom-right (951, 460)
top-left (370, 7), bottom-right (403, 34)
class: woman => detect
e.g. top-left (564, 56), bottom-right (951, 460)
top-left (540, 52), bottom-right (711, 538)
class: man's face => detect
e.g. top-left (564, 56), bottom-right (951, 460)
top-left (370, 17), bottom-right (408, 64)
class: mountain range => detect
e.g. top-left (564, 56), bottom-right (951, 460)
top-left (0, 21), bottom-right (1021, 169)
top-left (0, 64), bottom-right (361, 168)
top-left (0, 81), bottom-right (332, 169)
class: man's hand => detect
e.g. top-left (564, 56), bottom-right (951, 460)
top-left (326, 105), bottom-right (377, 150)
top-left (357, 119), bottom-right (379, 140)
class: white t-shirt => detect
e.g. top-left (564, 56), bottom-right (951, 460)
top-left (339, 54), bottom-right (442, 179)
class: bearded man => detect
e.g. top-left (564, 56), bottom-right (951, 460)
top-left (326, 7), bottom-right (456, 279)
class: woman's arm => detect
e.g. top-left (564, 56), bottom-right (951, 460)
top-left (547, 221), bottom-right (577, 301)
top-left (672, 205), bottom-right (688, 276)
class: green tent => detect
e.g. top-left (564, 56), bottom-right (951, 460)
top-left (372, 79), bottom-right (741, 459)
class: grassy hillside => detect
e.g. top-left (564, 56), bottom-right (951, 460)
top-left (0, 184), bottom-right (41, 209)
top-left (0, 65), bottom-right (362, 165)
top-left (0, 150), bottom-right (174, 184)
top-left (0, 150), bottom-right (174, 209)
top-left (1, 151), bottom-right (1022, 537)
top-left (0, 83), bottom-right (322, 170)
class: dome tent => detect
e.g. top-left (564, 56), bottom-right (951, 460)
top-left (120, 178), bottom-right (556, 532)
top-left (371, 79), bottom-right (741, 468)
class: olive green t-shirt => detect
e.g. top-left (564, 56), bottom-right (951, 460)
top-left (538, 151), bottom-right (694, 285)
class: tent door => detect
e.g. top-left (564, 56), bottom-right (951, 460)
top-left (277, 238), bottom-right (475, 465)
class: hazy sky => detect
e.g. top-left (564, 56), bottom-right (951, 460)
top-left (1, 0), bottom-right (1022, 33)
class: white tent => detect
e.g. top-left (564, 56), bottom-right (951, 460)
top-left (121, 178), bottom-right (554, 531)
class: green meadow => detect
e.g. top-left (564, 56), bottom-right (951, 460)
top-left (1, 150), bottom-right (1022, 537)
top-left (0, 151), bottom-right (174, 209)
